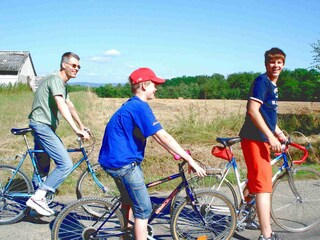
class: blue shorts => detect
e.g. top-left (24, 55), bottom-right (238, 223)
top-left (101, 162), bottom-right (152, 220)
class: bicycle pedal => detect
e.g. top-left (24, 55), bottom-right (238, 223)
top-left (236, 225), bottom-right (245, 232)
top-left (147, 224), bottom-right (154, 237)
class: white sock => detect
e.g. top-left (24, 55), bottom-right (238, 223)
top-left (33, 189), bottom-right (47, 200)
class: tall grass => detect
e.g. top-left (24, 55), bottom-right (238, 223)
top-left (0, 88), bottom-right (319, 194)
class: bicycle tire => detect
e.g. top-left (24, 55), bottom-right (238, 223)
top-left (51, 197), bottom-right (124, 240)
top-left (170, 174), bottom-right (238, 215)
top-left (0, 164), bottom-right (34, 225)
top-left (171, 189), bottom-right (236, 240)
top-left (76, 163), bottom-right (120, 217)
top-left (271, 167), bottom-right (320, 232)
top-left (76, 163), bottom-right (119, 199)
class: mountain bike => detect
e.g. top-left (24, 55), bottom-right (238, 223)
top-left (51, 158), bottom-right (237, 240)
top-left (0, 127), bottom-right (115, 225)
top-left (186, 136), bottom-right (320, 233)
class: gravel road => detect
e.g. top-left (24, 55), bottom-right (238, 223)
top-left (1, 194), bottom-right (319, 240)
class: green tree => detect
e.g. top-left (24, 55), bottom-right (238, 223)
top-left (311, 39), bottom-right (320, 70)
top-left (227, 72), bottom-right (259, 99)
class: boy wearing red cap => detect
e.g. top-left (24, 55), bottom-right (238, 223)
top-left (239, 48), bottom-right (287, 240)
top-left (99, 68), bottom-right (206, 239)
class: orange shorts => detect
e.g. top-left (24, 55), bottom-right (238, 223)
top-left (241, 138), bottom-right (272, 193)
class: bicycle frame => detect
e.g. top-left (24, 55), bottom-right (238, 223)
top-left (94, 160), bottom-right (206, 238)
top-left (214, 139), bottom-right (309, 206)
top-left (4, 128), bottom-right (106, 199)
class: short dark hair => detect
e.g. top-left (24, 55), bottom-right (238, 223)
top-left (264, 48), bottom-right (286, 65)
top-left (60, 52), bottom-right (80, 70)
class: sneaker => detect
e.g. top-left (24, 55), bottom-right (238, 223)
top-left (258, 232), bottom-right (281, 240)
top-left (271, 232), bottom-right (281, 240)
top-left (245, 220), bottom-right (260, 230)
top-left (26, 197), bottom-right (54, 216)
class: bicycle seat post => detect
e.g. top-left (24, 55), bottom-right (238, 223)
top-left (23, 134), bottom-right (32, 150)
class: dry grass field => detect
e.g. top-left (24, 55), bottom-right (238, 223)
top-left (0, 91), bottom-right (319, 194)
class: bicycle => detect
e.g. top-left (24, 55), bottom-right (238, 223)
top-left (0, 127), bottom-right (116, 225)
top-left (186, 136), bottom-right (320, 233)
top-left (51, 157), bottom-right (237, 240)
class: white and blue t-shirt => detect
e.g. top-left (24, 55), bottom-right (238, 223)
top-left (99, 96), bottom-right (163, 169)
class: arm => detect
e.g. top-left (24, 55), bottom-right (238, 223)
top-left (274, 125), bottom-right (288, 142)
top-left (247, 100), bottom-right (282, 152)
top-left (54, 96), bottom-right (90, 139)
top-left (65, 98), bottom-right (86, 130)
top-left (152, 129), bottom-right (206, 177)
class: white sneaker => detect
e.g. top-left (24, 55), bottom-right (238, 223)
top-left (26, 197), bottom-right (54, 216)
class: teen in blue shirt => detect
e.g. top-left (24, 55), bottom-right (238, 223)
top-left (99, 68), bottom-right (206, 240)
top-left (239, 48), bottom-right (287, 240)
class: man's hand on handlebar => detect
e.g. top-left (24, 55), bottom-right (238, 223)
top-left (76, 128), bottom-right (91, 140)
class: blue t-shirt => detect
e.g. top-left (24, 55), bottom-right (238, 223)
top-left (98, 96), bottom-right (163, 169)
top-left (239, 73), bottom-right (278, 142)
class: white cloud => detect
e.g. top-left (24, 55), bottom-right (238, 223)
top-left (89, 56), bottom-right (111, 62)
top-left (104, 49), bottom-right (121, 56)
top-left (88, 49), bottom-right (121, 63)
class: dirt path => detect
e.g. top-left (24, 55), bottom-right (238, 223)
top-left (1, 193), bottom-right (320, 240)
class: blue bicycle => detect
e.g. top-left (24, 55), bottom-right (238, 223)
top-left (0, 127), bottom-right (116, 225)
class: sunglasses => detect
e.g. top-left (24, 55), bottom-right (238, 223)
top-left (66, 62), bottom-right (81, 70)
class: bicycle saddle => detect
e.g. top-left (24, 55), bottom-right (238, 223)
top-left (11, 127), bottom-right (32, 135)
top-left (216, 137), bottom-right (241, 147)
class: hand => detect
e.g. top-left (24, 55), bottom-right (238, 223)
top-left (188, 159), bottom-right (207, 177)
top-left (76, 129), bottom-right (91, 140)
top-left (269, 135), bottom-right (282, 153)
top-left (277, 132), bottom-right (288, 143)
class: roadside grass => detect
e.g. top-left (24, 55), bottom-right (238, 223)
top-left (0, 88), bottom-right (319, 194)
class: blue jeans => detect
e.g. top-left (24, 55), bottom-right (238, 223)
top-left (102, 162), bottom-right (152, 220)
top-left (29, 120), bottom-right (73, 193)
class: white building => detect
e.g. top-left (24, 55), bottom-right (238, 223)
top-left (0, 51), bottom-right (38, 91)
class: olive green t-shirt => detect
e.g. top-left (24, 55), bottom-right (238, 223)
top-left (28, 72), bottom-right (68, 130)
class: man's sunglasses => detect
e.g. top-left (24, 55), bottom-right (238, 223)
top-left (66, 62), bottom-right (81, 70)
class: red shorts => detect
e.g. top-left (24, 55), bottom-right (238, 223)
top-left (241, 138), bottom-right (272, 193)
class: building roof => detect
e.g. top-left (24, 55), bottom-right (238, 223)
top-left (0, 51), bottom-right (37, 75)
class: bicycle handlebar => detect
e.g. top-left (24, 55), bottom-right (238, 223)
top-left (287, 142), bottom-right (309, 165)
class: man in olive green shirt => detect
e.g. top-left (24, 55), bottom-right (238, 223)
top-left (26, 52), bottom-right (90, 216)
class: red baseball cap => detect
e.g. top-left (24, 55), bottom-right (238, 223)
top-left (129, 68), bottom-right (165, 85)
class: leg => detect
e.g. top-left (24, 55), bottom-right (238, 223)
top-left (103, 163), bottom-right (152, 239)
top-left (27, 121), bottom-right (72, 216)
top-left (134, 218), bottom-right (148, 240)
top-left (241, 139), bottom-right (275, 238)
top-left (32, 137), bottom-right (50, 189)
top-left (256, 193), bottom-right (272, 237)
top-left (30, 121), bottom-right (73, 192)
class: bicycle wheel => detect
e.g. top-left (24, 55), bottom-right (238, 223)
top-left (76, 163), bottom-right (119, 199)
top-left (188, 174), bottom-right (238, 206)
top-left (171, 189), bottom-right (236, 240)
top-left (171, 174), bottom-right (238, 216)
top-left (51, 197), bottom-right (124, 240)
top-left (271, 167), bottom-right (320, 232)
top-left (0, 164), bottom-right (34, 225)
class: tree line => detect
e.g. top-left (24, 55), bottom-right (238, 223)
top-left (81, 68), bottom-right (319, 101)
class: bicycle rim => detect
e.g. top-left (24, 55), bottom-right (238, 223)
top-left (51, 197), bottom-right (124, 240)
top-left (271, 167), bottom-right (320, 232)
top-left (0, 164), bottom-right (34, 225)
top-left (76, 163), bottom-right (119, 199)
top-left (171, 189), bottom-right (236, 239)
top-left (170, 174), bottom-right (238, 216)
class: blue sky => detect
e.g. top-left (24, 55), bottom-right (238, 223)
top-left (1, 0), bottom-right (319, 84)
